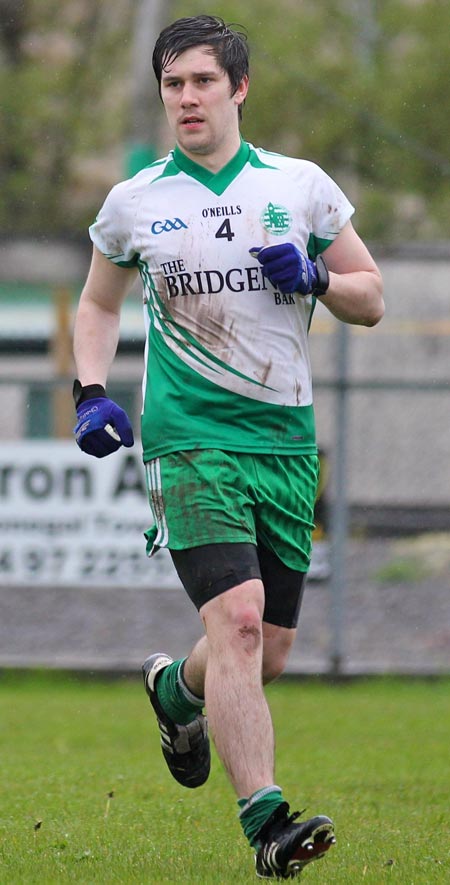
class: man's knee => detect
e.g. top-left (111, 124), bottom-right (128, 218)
top-left (262, 626), bottom-right (296, 683)
top-left (201, 580), bottom-right (264, 654)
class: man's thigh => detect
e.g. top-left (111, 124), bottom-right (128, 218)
top-left (253, 452), bottom-right (320, 574)
top-left (144, 449), bottom-right (319, 575)
top-left (170, 540), bottom-right (305, 629)
top-left (144, 449), bottom-right (256, 553)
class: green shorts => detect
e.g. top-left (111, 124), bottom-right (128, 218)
top-left (144, 449), bottom-right (319, 573)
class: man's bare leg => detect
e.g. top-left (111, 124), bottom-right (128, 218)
top-left (184, 621), bottom-right (297, 693)
top-left (144, 581), bottom-right (335, 875)
top-left (198, 579), bottom-right (274, 797)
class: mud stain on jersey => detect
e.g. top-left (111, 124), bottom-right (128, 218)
top-left (294, 378), bottom-right (302, 405)
top-left (260, 359), bottom-right (273, 388)
top-left (170, 296), bottom-right (237, 355)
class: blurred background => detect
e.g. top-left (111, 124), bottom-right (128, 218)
top-left (0, 0), bottom-right (449, 676)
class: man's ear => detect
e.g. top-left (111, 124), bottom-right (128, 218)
top-left (235, 74), bottom-right (249, 108)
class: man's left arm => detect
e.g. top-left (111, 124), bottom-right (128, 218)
top-left (251, 221), bottom-right (384, 327)
top-left (317, 221), bottom-right (384, 327)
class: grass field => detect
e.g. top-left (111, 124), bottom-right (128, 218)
top-left (0, 673), bottom-right (448, 884)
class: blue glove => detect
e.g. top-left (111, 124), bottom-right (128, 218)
top-left (74, 389), bottom-right (134, 458)
top-left (250, 243), bottom-right (318, 295)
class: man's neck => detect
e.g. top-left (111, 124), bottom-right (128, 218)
top-left (176, 135), bottom-right (242, 174)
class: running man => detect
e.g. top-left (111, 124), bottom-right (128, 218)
top-left (73, 15), bottom-right (384, 879)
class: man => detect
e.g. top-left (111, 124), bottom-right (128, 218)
top-left (73, 15), bottom-right (384, 879)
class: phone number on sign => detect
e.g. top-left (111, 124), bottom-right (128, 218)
top-left (0, 546), bottom-right (152, 585)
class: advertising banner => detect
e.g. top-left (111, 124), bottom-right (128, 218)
top-left (0, 441), bottom-right (180, 588)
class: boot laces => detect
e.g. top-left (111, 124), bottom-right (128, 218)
top-left (285, 808), bottom-right (306, 827)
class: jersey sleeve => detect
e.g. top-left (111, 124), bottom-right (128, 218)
top-left (308, 165), bottom-right (355, 258)
top-left (89, 180), bottom-right (139, 267)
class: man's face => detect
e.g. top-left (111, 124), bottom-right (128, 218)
top-left (160, 45), bottom-right (248, 165)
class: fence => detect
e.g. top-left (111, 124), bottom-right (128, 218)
top-left (0, 246), bottom-right (449, 674)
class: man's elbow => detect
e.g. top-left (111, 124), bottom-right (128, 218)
top-left (363, 273), bottom-right (385, 327)
top-left (363, 299), bottom-right (385, 327)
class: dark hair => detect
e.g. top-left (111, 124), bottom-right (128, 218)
top-left (153, 15), bottom-right (249, 117)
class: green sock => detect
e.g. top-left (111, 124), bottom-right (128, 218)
top-left (156, 658), bottom-right (204, 725)
top-left (238, 786), bottom-right (285, 847)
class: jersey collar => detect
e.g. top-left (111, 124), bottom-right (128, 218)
top-left (172, 140), bottom-right (250, 195)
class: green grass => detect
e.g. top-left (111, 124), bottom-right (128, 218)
top-left (374, 557), bottom-right (429, 584)
top-left (0, 674), bottom-right (448, 884)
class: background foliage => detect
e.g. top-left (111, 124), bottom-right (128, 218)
top-left (1, 0), bottom-right (449, 243)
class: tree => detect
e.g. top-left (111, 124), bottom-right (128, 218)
top-left (0, 0), bottom-right (135, 235)
top-left (0, 0), bottom-right (448, 243)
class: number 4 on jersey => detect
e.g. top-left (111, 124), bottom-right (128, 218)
top-left (215, 219), bottom-right (235, 242)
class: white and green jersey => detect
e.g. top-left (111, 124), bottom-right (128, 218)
top-left (89, 141), bottom-right (354, 461)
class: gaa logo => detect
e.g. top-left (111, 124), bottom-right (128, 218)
top-left (261, 202), bottom-right (292, 236)
top-left (151, 217), bottom-right (188, 235)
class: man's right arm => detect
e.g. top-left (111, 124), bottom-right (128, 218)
top-left (74, 245), bottom-right (138, 385)
top-left (72, 246), bottom-right (139, 457)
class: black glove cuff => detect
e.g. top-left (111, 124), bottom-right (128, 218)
top-left (313, 254), bottom-right (330, 297)
top-left (73, 379), bottom-right (107, 407)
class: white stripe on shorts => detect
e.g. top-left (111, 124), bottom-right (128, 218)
top-left (145, 458), bottom-right (169, 548)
